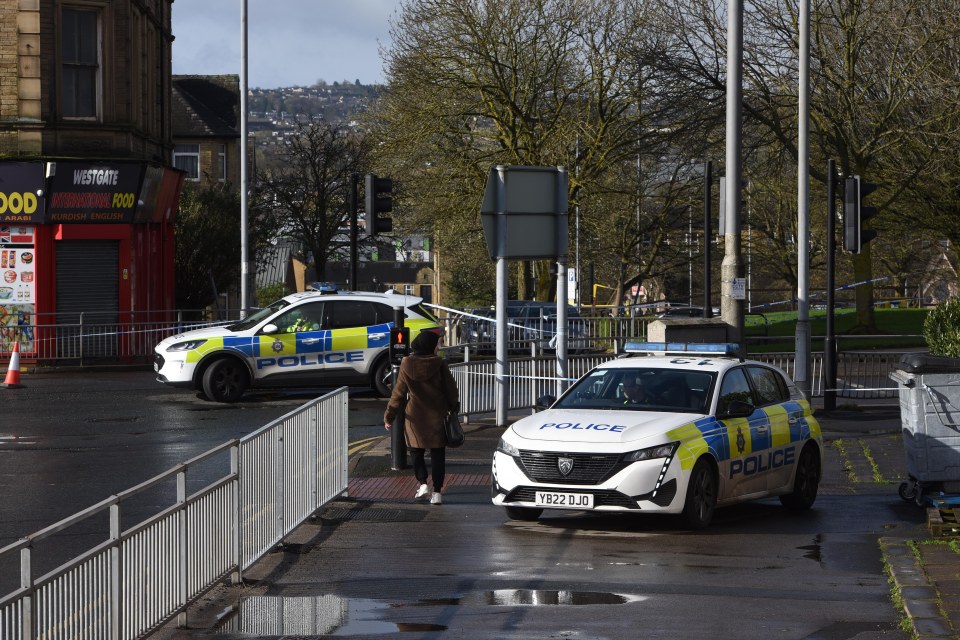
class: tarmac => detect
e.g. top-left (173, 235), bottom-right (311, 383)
top-left (159, 399), bottom-right (960, 640)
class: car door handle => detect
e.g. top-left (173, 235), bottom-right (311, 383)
top-left (756, 425), bottom-right (769, 433)
top-left (788, 416), bottom-right (798, 425)
top-left (370, 332), bottom-right (387, 339)
top-left (302, 338), bottom-right (321, 345)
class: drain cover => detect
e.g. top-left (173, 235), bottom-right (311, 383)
top-left (321, 506), bottom-right (427, 523)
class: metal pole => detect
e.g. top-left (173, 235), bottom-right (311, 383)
top-left (390, 305), bottom-right (408, 470)
top-left (825, 159), bottom-right (838, 411)
top-left (704, 161), bottom-right (713, 318)
top-left (495, 167), bottom-right (509, 426)
top-left (722, 0), bottom-right (745, 351)
top-left (350, 174), bottom-right (358, 290)
top-left (795, 0), bottom-right (812, 396)
top-left (239, 0), bottom-right (250, 317)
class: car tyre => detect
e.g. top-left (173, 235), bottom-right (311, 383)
top-left (505, 506), bottom-right (543, 521)
top-left (372, 357), bottom-right (393, 397)
top-left (201, 358), bottom-right (249, 403)
top-left (681, 457), bottom-right (717, 529)
top-left (779, 443), bottom-right (821, 511)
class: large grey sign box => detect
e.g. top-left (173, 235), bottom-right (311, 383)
top-left (480, 165), bottom-right (568, 259)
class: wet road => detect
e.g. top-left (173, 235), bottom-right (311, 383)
top-left (0, 369), bottom-right (387, 591)
top-left (157, 421), bottom-right (919, 640)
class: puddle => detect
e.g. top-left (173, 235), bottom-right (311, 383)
top-left (223, 590), bottom-right (642, 635)
top-left (220, 595), bottom-right (445, 636)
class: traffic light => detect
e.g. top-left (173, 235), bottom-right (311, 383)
top-left (364, 173), bottom-right (393, 237)
top-left (843, 175), bottom-right (878, 254)
top-left (388, 326), bottom-right (410, 365)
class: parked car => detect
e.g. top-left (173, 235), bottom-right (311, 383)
top-left (460, 301), bottom-right (593, 354)
top-left (154, 289), bottom-right (441, 402)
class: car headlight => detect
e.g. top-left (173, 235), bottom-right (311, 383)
top-left (497, 437), bottom-right (520, 457)
top-left (167, 339), bottom-right (207, 352)
top-left (623, 442), bottom-right (678, 462)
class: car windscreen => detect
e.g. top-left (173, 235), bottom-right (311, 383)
top-left (228, 299), bottom-right (290, 332)
top-left (553, 367), bottom-right (716, 413)
top-left (409, 303), bottom-right (438, 323)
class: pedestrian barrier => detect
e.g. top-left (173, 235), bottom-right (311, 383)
top-left (0, 387), bottom-right (349, 640)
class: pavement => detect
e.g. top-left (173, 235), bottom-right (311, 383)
top-left (157, 400), bottom-right (960, 640)
top-left (814, 401), bottom-right (960, 640)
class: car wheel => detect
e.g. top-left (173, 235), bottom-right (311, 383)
top-left (779, 443), bottom-right (821, 511)
top-left (505, 506), bottom-right (543, 521)
top-left (372, 357), bottom-right (393, 397)
top-left (201, 358), bottom-right (249, 403)
top-left (681, 457), bottom-right (717, 529)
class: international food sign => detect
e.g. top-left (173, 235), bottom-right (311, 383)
top-left (0, 162), bottom-right (45, 224)
top-left (46, 161), bottom-right (145, 223)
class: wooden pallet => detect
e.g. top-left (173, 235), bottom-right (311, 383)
top-left (927, 507), bottom-right (960, 537)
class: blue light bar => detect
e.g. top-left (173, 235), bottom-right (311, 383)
top-left (623, 342), bottom-right (740, 356)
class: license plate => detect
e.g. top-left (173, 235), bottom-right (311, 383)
top-left (535, 491), bottom-right (593, 509)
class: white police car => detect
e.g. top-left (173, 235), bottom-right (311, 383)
top-left (491, 343), bottom-right (823, 529)
top-left (154, 289), bottom-right (441, 402)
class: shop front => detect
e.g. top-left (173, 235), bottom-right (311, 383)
top-left (0, 160), bottom-right (183, 362)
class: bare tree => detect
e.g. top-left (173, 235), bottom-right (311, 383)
top-left (254, 120), bottom-right (372, 281)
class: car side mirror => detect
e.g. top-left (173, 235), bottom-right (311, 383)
top-left (721, 400), bottom-right (755, 419)
top-left (262, 323), bottom-right (278, 335)
top-left (536, 394), bottom-right (556, 410)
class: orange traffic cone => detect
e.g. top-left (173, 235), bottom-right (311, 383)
top-left (2, 341), bottom-right (24, 388)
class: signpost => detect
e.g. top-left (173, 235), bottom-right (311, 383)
top-left (480, 166), bottom-right (569, 426)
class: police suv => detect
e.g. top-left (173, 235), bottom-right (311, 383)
top-left (154, 289), bottom-right (441, 402)
top-left (491, 343), bottom-right (822, 529)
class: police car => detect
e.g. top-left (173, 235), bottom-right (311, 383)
top-left (154, 289), bottom-right (441, 402)
top-left (491, 343), bottom-right (822, 529)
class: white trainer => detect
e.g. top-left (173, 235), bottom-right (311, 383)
top-left (414, 484), bottom-right (430, 500)
top-left (430, 492), bottom-right (442, 505)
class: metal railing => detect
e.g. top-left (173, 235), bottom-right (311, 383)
top-left (449, 349), bottom-right (903, 418)
top-left (0, 387), bottom-right (348, 640)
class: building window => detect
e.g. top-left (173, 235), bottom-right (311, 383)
top-left (218, 144), bottom-right (227, 182)
top-left (174, 144), bottom-right (201, 181)
top-left (61, 8), bottom-right (100, 118)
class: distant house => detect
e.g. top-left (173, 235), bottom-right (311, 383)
top-left (172, 75), bottom-right (241, 187)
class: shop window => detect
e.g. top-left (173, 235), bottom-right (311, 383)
top-left (174, 144), bottom-right (201, 181)
top-left (61, 7), bottom-right (101, 119)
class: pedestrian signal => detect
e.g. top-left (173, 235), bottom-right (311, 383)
top-left (389, 326), bottom-right (410, 365)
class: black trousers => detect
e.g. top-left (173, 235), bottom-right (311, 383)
top-left (409, 447), bottom-right (446, 492)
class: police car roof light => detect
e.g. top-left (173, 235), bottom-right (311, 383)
top-left (623, 341), bottom-right (740, 356)
top-left (307, 282), bottom-right (338, 293)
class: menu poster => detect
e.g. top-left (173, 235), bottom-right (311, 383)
top-left (0, 248), bottom-right (35, 304)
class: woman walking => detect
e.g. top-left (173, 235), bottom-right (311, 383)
top-left (384, 330), bottom-right (460, 504)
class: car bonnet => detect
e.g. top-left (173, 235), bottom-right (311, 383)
top-left (509, 408), bottom-right (700, 447)
top-left (157, 324), bottom-right (236, 348)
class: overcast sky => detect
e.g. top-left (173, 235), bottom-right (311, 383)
top-left (172, 0), bottom-right (399, 88)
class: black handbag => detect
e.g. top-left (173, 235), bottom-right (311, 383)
top-left (444, 412), bottom-right (465, 448)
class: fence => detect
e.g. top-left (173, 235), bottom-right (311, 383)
top-left (0, 387), bottom-right (349, 640)
top-left (450, 348), bottom-right (902, 417)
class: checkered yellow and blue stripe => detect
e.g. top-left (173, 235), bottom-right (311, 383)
top-left (667, 400), bottom-right (820, 471)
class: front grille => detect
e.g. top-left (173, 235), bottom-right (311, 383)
top-left (518, 450), bottom-right (628, 485)
top-left (506, 486), bottom-right (639, 509)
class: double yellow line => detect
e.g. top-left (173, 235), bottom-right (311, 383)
top-left (348, 435), bottom-right (384, 457)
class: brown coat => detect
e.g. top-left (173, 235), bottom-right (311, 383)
top-left (384, 354), bottom-right (460, 449)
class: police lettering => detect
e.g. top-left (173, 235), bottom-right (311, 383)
top-left (0, 192), bottom-right (38, 215)
top-left (256, 351), bottom-right (364, 369)
top-left (729, 446), bottom-right (795, 478)
top-left (538, 422), bottom-right (625, 433)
